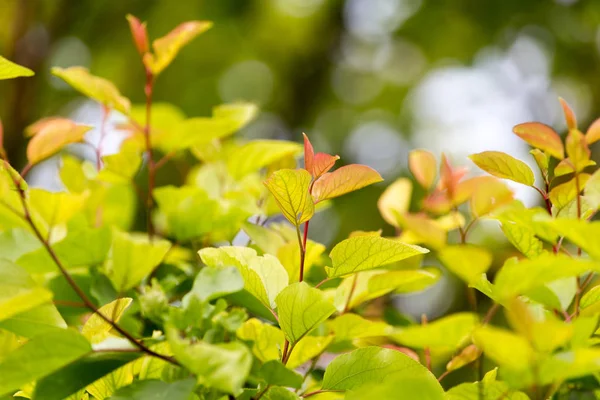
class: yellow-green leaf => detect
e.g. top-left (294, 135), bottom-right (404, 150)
top-left (438, 245), bottom-right (493, 284)
top-left (236, 318), bottom-right (284, 363)
top-left (391, 313), bottom-right (479, 352)
top-left (0, 56), bottom-right (33, 80)
top-left (228, 140), bottom-right (302, 179)
top-left (312, 164), bottom-right (383, 203)
top-left (275, 282), bottom-right (336, 345)
top-left (51, 67), bottom-right (131, 114)
top-left (199, 246), bottom-right (288, 309)
top-left (469, 151), bottom-right (535, 186)
top-left (409, 149), bottom-right (436, 189)
top-left (327, 236), bottom-right (428, 278)
top-left (377, 178), bottom-right (412, 227)
top-left (264, 169), bottom-right (314, 226)
top-left (144, 21), bottom-right (213, 75)
top-left (580, 286), bottom-right (600, 317)
top-left (277, 239), bottom-right (325, 284)
top-left (473, 325), bottom-right (534, 370)
top-left (82, 298), bottom-right (133, 344)
top-left (26, 118), bottom-right (92, 165)
top-left (512, 122), bottom-right (564, 159)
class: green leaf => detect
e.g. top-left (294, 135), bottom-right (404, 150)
top-left (494, 253), bottom-right (600, 299)
top-left (144, 20), bottom-right (213, 75)
top-left (17, 226), bottom-right (111, 274)
top-left (51, 67), bottom-right (130, 114)
top-left (327, 236), bottom-right (428, 278)
top-left (184, 266), bottom-right (244, 303)
top-left (328, 313), bottom-right (392, 343)
top-left (242, 221), bottom-right (286, 255)
top-left (236, 318), bottom-right (284, 363)
top-left (580, 285), bottom-right (600, 317)
top-left (259, 360), bottom-right (303, 389)
top-left (391, 313), bottom-right (479, 352)
top-left (199, 246), bottom-right (288, 309)
top-left (549, 174), bottom-right (590, 211)
top-left (81, 298), bottom-right (133, 344)
top-left (0, 328), bottom-right (91, 396)
top-left (264, 169), bottom-right (314, 226)
top-left (33, 352), bottom-right (139, 400)
top-left (445, 380), bottom-right (530, 400)
top-left (0, 260), bottom-right (53, 323)
top-left (472, 325), bottom-right (534, 370)
top-left (499, 221), bottom-right (544, 259)
top-left (167, 326), bottom-right (252, 395)
top-left (367, 268), bottom-right (440, 294)
top-left (261, 387), bottom-right (301, 400)
top-left (227, 140), bottom-right (302, 179)
top-left (28, 188), bottom-right (87, 227)
top-left (86, 364), bottom-right (134, 400)
top-left (469, 151), bottom-right (535, 186)
top-left (286, 335), bottom-right (332, 369)
top-left (111, 378), bottom-right (196, 400)
top-left (322, 347), bottom-right (444, 397)
top-left (277, 239), bottom-right (325, 284)
top-left (275, 282), bottom-right (336, 345)
top-left (107, 230), bottom-right (171, 292)
top-left (312, 164), bottom-right (383, 202)
top-left (512, 122), bottom-right (564, 160)
top-left (377, 178), bottom-right (412, 227)
top-left (0, 56), bottom-right (34, 79)
top-left (97, 149), bottom-right (142, 184)
top-left (437, 245), bottom-right (493, 283)
top-left (541, 219), bottom-right (600, 260)
top-left (0, 228), bottom-right (40, 262)
top-left (0, 303), bottom-right (67, 338)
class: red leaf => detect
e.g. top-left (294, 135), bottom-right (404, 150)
top-left (311, 152), bottom-right (339, 179)
top-left (126, 14), bottom-right (149, 56)
top-left (303, 132), bottom-right (315, 174)
top-left (512, 122), bottom-right (564, 160)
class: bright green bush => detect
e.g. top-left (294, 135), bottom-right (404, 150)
top-left (1, 14), bottom-right (600, 400)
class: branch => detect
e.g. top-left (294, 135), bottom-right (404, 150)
top-left (5, 162), bottom-right (178, 366)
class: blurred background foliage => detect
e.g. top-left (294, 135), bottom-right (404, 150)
top-left (2, 0), bottom-right (600, 254)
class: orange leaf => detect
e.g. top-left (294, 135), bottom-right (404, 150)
top-left (587, 117), bottom-right (600, 145)
top-left (559, 97), bottom-right (577, 131)
top-left (438, 154), bottom-right (468, 199)
top-left (312, 164), bottom-right (383, 202)
top-left (422, 190), bottom-right (452, 214)
top-left (26, 118), bottom-right (92, 165)
top-left (409, 149), bottom-right (436, 189)
top-left (126, 14), bottom-right (149, 55)
top-left (311, 153), bottom-right (339, 179)
top-left (512, 122), bottom-right (564, 160)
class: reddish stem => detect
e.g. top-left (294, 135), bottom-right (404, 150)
top-left (96, 105), bottom-right (110, 170)
top-left (143, 69), bottom-right (156, 240)
top-left (20, 162), bottom-right (32, 178)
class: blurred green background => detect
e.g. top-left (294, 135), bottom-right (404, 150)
top-left (2, 0), bottom-right (600, 244)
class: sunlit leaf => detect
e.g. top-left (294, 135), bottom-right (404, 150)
top-left (199, 246), bottom-right (288, 309)
top-left (303, 132), bottom-right (339, 178)
top-left (391, 313), bottom-right (479, 352)
top-left (438, 245), bottom-right (492, 284)
top-left (565, 129), bottom-right (591, 172)
top-left (398, 212), bottom-right (447, 249)
top-left (500, 221), bottom-right (544, 259)
top-left (183, 266), bottom-right (244, 303)
top-left (242, 222), bottom-right (286, 255)
top-left (51, 67), bottom-right (130, 114)
top-left (409, 149), bottom-right (437, 189)
top-left (549, 174), bottom-right (590, 211)
top-left (377, 178), bottom-right (412, 227)
top-left (0, 303), bottom-right (67, 338)
top-left (0, 260), bottom-right (53, 323)
top-left (446, 344), bottom-right (481, 372)
top-left (167, 326), bottom-right (252, 395)
top-left (275, 282), bottom-right (335, 345)
top-left (530, 148), bottom-right (549, 180)
top-left (541, 218), bottom-right (600, 260)
top-left (445, 379), bottom-right (529, 400)
top-left (259, 360), bottom-right (303, 389)
top-left (144, 20), bottom-right (213, 75)
top-left (469, 151), bottom-right (535, 186)
top-left (0, 329), bottom-right (91, 396)
top-left (277, 239), bottom-right (325, 284)
top-left (0, 56), bottom-right (34, 79)
top-left (327, 235), bottom-right (428, 278)
top-left (321, 347), bottom-right (444, 397)
top-left (82, 298), bottom-right (133, 344)
top-left (580, 285), bottom-right (600, 316)
top-left (106, 230), bottom-right (171, 292)
top-left (26, 118), bottom-right (92, 165)
top-left (125, 14), bottom-right (149, 55)
top-left (237, 318), bottom-right (284, 363)
top-left (28, 188), bottom-right (87, 228)
top-left (228, 140), bottom-right (302, 179)
top-left (328, 313), bottom-right (392, 343)
top-left (312, 164), bottom-right (383, 202)
top-left (494, 253), bottom-right (600, 300)
top-left (473, 325), bottom-right (534, 370)
top-left (264, 168), bottom-right (314, 226)
top-left (512, 122), bottom-right (564, 159)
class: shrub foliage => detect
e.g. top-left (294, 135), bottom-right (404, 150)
top-left (1, 15), bottom-right (600, 400)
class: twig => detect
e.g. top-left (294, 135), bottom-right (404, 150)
top-left (342, 274), bottom-right (358, 314)
top-left (303, 390), bottom-right (344, 398)
top-left (143, 68), bottom-right (156, 240)
top-left (5, 162), bottom-right (178, 366)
